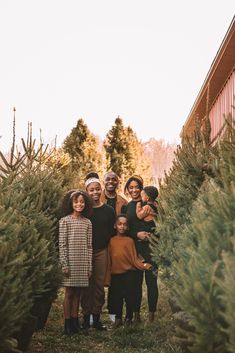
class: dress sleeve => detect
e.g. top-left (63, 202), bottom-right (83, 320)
top-left (127, 238), bottom-right (152, 271)
top-left (59, 218), bottom-right (69, 271)
top-left (87, 220), bottom-right (93, 273)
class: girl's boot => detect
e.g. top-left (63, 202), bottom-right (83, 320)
top-left (64, 318), bottom-right (73, 335)
top-left (70, 317), bottom-right (80, 333)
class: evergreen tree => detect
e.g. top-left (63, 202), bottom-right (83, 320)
top-left (9, 171), bottom-right (63, 292)
top-left (0, 205), bottom-right (33, 353)
top-left (125, 126), bottom-right (152, 184)
top-left (104, 116), bottom-right (128, 177)
top-left (220, 241), bottom-right (235, 353)
top-left (63, 118), bottom-right (88, 167)
top-left (152, 118), bottom-right (235, 352)
top-left (172, 134), bottom-right (235, 352)
top-left (104, 117), bottom-right (152, 183)
top-left (0, 189), bottom-right (51, 352)
top-left (0, 126), bottom-right (65, 349)
top-left (62, 118), bottom-right (104, 186)
top-left (151, 126), bottom-right (213, 276)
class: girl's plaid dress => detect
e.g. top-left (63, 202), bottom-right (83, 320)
top-left (59, 215), bottom-right (92, 287)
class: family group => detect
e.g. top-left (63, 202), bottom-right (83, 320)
top-left (59, 171), bottom-right (159, 335)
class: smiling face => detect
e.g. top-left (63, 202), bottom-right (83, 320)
top-left (104, 172), bottom-right (119, 193)
top-left (86, 182), bottom-right (102, 202)
top-left (72, 194), bottom-right (85, 214)
top-left (127, 180), bottom-right (141, 201)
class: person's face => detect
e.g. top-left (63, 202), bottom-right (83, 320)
top-left (104, 172), bottom-right (119, 192)
top-left (86, 182), bottom-right (102, 202)
top-left (127, 180), bottom-right (141, 200)
top-left (141, 190), bottom-right (149, 203)
top-left (115, 217), bottom-right (129, 235)
top-left (72, 194), bottom-right (85, 213)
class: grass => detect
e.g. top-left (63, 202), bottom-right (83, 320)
top-left (27, 280), bottom-right (183, 353)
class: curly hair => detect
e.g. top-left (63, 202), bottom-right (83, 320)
top-left (60, 190), bottom-right (93, 218)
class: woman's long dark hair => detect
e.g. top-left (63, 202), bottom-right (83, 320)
top-left (124, 175), bottom-right (144, 194)
top-left (60, 190), bottom-right (93, 218)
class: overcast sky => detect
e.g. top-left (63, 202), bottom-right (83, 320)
top-left (0, 1), bottom-right (234, 152)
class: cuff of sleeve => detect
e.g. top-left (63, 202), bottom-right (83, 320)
top-left (144, 263), bottom-right (153, 270)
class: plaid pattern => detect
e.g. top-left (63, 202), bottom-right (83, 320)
top-left (59, 215), bottom-right (92, 287)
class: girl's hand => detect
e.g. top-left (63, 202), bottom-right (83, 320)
top-left (63, 268), bottom-right (70, 277)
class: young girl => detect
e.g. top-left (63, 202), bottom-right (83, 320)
top-left (81, 175), bottom-right (115, 330)
top-left (59, 190), bottom-right (93, 335)
top-left (105, 214), bottom-right (152, 328)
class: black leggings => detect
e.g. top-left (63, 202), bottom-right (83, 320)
top-left (133, 267), bottom-right (158, 312)
top-left (133, 241), bottom-right (158, 312)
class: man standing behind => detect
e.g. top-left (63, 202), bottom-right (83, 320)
top-left (101, 171), bottom-right (127, 215)
top-left (101, 171), bottom-right (128, 323)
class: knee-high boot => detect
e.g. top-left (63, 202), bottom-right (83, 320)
top-left (64, 318), bottom-right (73, 335)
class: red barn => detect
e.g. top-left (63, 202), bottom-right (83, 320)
top-left (181, 16), bottom-right (235, 143)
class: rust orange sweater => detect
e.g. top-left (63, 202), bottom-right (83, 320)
top-left (104, 235), bottom-right (152, 286)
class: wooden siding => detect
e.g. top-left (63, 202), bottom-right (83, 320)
top-left (209, 70), bottom-right (235, 141)
top-left (181, 16), bottom-right (235, 140)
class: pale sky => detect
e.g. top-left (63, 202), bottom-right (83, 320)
top-left (0, 1), bottom-right (234, 152)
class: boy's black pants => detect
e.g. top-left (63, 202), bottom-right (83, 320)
top-left (108, 270), bottom-right (135, 320)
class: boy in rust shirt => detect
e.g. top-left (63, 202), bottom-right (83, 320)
top-left (105, 214), bottom-right (152, 328)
